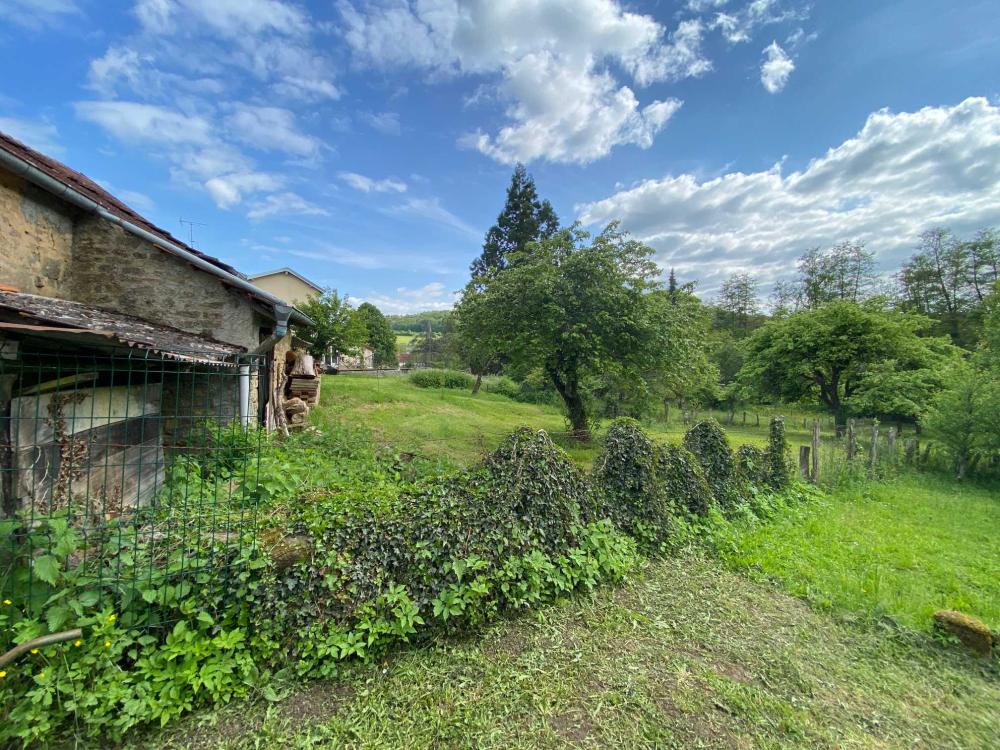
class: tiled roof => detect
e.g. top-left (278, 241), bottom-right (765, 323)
top-left (0, 131), bottom-right (244, 279)
top-left (0, 291), bottom-right (244, 365)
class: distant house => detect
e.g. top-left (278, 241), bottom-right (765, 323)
top-left (334, 346), bottom-right (375, 371)
top-left (248, 268), bottom-right (323, 307)
top-left (0, 130), bottom-right (311, 516)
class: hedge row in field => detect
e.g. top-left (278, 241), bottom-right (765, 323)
top-left (0, 417), bottom-right (791, 746)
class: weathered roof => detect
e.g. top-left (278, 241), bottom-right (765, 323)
top-left (0, 131), bottom-right (244, 279)
top-left (0, 291), bottom-right (245, 365)
top-left (249, 267), bottom-right (325, 293)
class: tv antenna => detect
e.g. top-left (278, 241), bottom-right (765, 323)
top-left (178, 218), bottom-right (207, 247)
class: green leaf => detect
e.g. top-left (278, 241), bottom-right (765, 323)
top-left (32, 554), bottom-right (60, 585)
top-left (141, 589), bottom-right (158, 604)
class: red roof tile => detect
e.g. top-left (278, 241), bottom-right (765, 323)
top-left (0, 130), bottom-right (244, 279)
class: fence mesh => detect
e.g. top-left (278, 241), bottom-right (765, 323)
top-left (0, 347), bottom-right (266, 628)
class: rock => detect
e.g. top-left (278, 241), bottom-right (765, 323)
top-left (267, 534), bottom-right (313, 572)
top-left (932, 610), bottom-right (995, 657)
top-left (284, 397), bottom-right (308, 415)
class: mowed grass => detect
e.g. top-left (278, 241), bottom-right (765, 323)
top-left (137, 552), bottom-right (1000, 750)
top-left (312, 374), bottom-right (825, 467)
top-left (719, 474), bottom-right (1000, 633)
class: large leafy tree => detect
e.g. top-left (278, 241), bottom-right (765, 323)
top-left (297, 290), bottom-right (365, 360)
top-left (464, 223), bottom-right (669, 439)
top-left (469, 163), bottom-right (559, 280)
top-left (355, 302), bottom-right (397, 367)
top-left (714, 273), bottom-right (760, 337)
top-left (739, 301), bottom-right (956, 423)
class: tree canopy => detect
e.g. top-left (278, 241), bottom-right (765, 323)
top-left (355, 302), bottom-right (397, 367)
top-left (469, 163), bottom-right (559, 280)
top-left (739, 300), bottom-right (956, 422)
top-left (297, 290), bottom-right (365, 359)
top-left (463, 223), bottom-right (692, 439)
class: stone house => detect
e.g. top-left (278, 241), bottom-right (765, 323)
top-left (0, 131), bottom-right (311, 516)
top-left (248, 268), bottom-right (323, 307)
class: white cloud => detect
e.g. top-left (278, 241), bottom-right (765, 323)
top-left (288, 245), bottom-right (388, 270)
top-left (760, 41), bottom-right (794, 93)
top-left (134, 0), bottom-right (309, 38)
top-left (246, 192), bottom-right (329, 220)
top-left (0, 116), bottom-right (63, 153)
top-left (0, 0), bottom-right (80, 30)
top-left (389, 197), bottom-right (480, 239)
top-left (360, 111), bottom-right (401, 135)
top-left (711, 0), bottom-right (806, 44)
top-left (359, 282), bottom-right (458, 315)
top-left (576, 98), bottom-right (1000, 293)
top-left (205, 172), bottom-right (284, 209)
top-left (74, 101), bottom-right (214, 145)
top-left (339, 0), bottom-right (711, 164)
top-left (225, 105), bottom-right (322, 158)
top-left (338, 172), bottom-right (407, 193)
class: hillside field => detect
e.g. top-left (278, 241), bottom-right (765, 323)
top-left (311, 373), bottom-right (835, 467)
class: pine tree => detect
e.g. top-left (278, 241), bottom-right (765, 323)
top-left (470, 164), bottom-right (559, 280)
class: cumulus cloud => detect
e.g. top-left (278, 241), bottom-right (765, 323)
top-left (760, 41), bottom-right (794, 93)
top-left (338, 172), bottom-right (407, 193)
top-left (339, 0), bottom-right (710, 164)
top-left (359, 282), bottom-right (459, 315)
top-left (576, 98), bottom-right (1000, 293)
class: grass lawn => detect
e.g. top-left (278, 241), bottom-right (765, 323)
top-left (394, 334), bottom-right (415, 349)
top-left (718, 474), bottom-right (1000, 633)
top-left (136, 552), bottom-right (1000, 749)
top-left (312, 374), bottom-right (829, 467)
top-left (127, 378), bottom-right (1000, 748)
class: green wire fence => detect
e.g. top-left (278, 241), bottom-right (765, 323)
top-left (0, 347), bottom-right (267, 629)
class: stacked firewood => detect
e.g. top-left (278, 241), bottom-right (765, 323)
top-left (283, 349), bottom-right (322, 428)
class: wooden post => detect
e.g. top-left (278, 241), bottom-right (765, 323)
top-left (742, 411), bottom-right (747, 425)
top-left (904, 438), bottom-right (917, 466)
top-left (868, 419), bottom-right (879, 468)
top-left (756, 413), bottom-right (760, 427)
top-left (846, 418), bottom-right (856, 461)
top-left (811, 420), bottom-right (820, 483)
top-left (887, 426), bottom-right (896, 462)
top-left (799, 445), bottom-right (811, 480)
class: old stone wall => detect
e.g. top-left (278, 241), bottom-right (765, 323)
top-left (70, 217), bottom-right (259, 349)
top-left (0, 172), bottom-right (75, 296)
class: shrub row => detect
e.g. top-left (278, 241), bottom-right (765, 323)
top-left (408, 369), bottom-right (475, 389)
top-left (0, 417), bottom-right (792, 746)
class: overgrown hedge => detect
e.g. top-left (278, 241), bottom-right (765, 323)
top-left (0, 417), bottom-right (793, 746)
top-left (408, 369), bottom-right (475, 389)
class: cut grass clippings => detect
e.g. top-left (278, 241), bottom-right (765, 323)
top-left (135, 552), bottom-right (1000, 750)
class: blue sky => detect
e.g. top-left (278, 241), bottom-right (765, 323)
top-left (2, 0), bottom-right (999, 313)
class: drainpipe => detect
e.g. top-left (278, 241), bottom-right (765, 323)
top-left (0, 148), bottom-right (312, 328)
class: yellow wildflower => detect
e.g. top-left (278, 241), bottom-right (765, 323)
top-left (38, 671), bottom-right (44, 678)
top-left (104, 640), bottom-right (111, 648)
top-left (74, 640), bottom-right (82, 647)
top-left (108, 614), bottom-right (116, 623)
top-left (0, 671), bottom-right (6, 678)
top-left (30, 648), bottom-right (39, 654)
top-left (2, 599), bottom-right (10, 606)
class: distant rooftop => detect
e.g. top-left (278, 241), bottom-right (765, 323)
top-left (249, 267), bottom-right (324, 293)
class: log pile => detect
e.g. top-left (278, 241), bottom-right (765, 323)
top-left (282, 349), bottom-right (322, 428)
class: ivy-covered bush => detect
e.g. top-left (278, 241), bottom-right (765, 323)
top-left (735, 444), bottom-right (767, 487)
top-left (408, 369), bottom-right (475, 390)
top-left (592, 418), bottom-right (678, 550)
top-left (683, 419), bottom-right (738, 508)
top-left (764, 417), bottom-right (792, 489)
top-left (657, 444), bottom-right (714, 517)
top-left (1, 415), bottom-right (801, 746)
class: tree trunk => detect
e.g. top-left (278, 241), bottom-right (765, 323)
top-left (471, 372), bottom-right (483, 394)
top-left (547, 366), bottom-right (590, 441)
